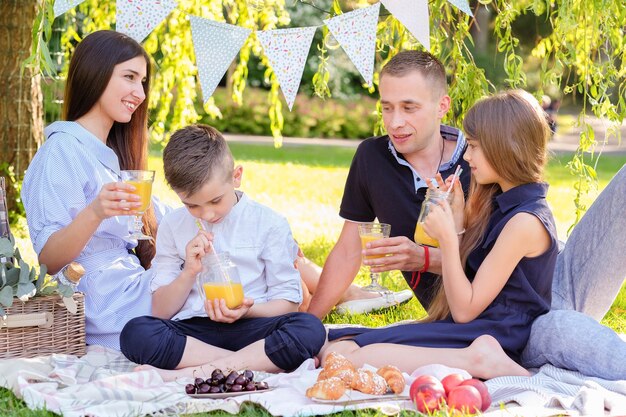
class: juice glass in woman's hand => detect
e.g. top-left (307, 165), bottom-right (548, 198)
top-left (120, 170), bottom-right (154, 240)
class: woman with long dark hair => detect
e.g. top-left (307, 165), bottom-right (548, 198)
top-left (323, 90), bottom-right (558, 379)
top-left (22, 30), bottom-right (162, 350)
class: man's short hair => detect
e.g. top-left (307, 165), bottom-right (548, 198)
top-left (380, 50), bottom-right (447, 96)
top-left (163, 124), bottom-right (234, 196)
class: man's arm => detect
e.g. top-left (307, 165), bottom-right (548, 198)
top-left (307, 221), bottom-right (362, 319)
top-left (363, 237), bottom-right (443, 275)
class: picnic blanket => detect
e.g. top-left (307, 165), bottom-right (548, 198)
top-left (1, 345), bottom-right (625, 417)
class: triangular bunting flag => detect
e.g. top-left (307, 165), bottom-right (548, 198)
top-left (447, 0), bottom-right (473, 17)
top-left (324, 2), bottom-right (380, 87)
top-left (116, 0), bottom-right (178, 43)
top-left (380, 0), bottom-right (430, 50)
top-left (190, 16), bottom-right (252, 103)
top-left (53, 0), bottom-right (87, 18)
top-left (257, 27), bottom-right (317, 110)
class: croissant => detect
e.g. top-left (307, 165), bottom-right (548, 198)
top-left (376, 365), bottom-right (406, 394)
top-left (306, 376), bottom-right (347, 400)
top-left (318, 352), bottom-right (356, 381)
top-left (350, 369), bottom-right (388, 395)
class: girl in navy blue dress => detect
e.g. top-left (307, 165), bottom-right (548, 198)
top-left (325, 90), bottom-right (558, 379)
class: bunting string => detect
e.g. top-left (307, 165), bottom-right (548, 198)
top-left (53, 0), bottom-right (474, 109)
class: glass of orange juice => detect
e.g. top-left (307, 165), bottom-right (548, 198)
top-left (197, 252), bottom-right (244, 309)
top-left (120, 170), bottom-right (155, 240)
top-left (414, 189), bottom-right (452, 248)
top-left (358, 222), bottom-right (391, 292)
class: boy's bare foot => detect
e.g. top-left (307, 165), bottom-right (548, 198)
top-left (469, 335), bottom-right (531, 379)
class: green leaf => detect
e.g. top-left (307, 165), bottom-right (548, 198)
top-left (57, 284), bottom-right (74, 298)
top-left (3, 267), bottom-right (19, 287)
top-left (0, 237), bottom-right (14, 259)
top-left (0, 306), bottom-right (5, 317)
top-left (35, 264), bottom-right (48, 292)
top-left (16, 282), bottom-right (36, 301)
top-left (18, 259), bottom-right (31, 284)
top-left (0, 286), bottom-right (14, 308)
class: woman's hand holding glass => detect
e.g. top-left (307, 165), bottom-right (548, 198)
top-left (88, 182), bottom-right (143, 220)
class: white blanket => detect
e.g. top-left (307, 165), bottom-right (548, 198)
top-left (1, 346), bottom-right (625, 417)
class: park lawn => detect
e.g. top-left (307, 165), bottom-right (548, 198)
top-left (3, 142), bottom-right (626, 416)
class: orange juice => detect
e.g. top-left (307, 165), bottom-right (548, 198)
top-left (414, 222), bottom-right (439, 247)
top-left (127, 180), bottom-right (152, 212)
top-left (360, 234), bottom-right (385, 260)
top-left (203, 282), bottom-right (244, 309)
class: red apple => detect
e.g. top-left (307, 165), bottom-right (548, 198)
top-left (441, 373), bottom-right (467, 396)
top-left (460, 378), bottom-right (492, 411)
top-left (409, 382), bottom-right (446, 413)
top-left (447, 385), bottom-right (482, 414)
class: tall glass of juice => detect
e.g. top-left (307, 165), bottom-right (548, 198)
top-left (120, 170), bottom-right (155, 240)
top-left (358, 222), bottom-right (391, 293)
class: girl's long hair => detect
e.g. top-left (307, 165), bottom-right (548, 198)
top-left (64, 30), bottom-right (156, 268)
top-left (424, 90), bottom-right (551, 321)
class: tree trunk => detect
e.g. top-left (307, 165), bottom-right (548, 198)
top-left (0, 0), bottom-right (43, 213)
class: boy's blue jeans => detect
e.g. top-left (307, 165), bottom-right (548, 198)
top-left (521, 164), bottom-right (626, 380)
top-left (120, 312), bottom-right (326, 371)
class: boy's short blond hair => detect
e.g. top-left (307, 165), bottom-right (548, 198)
top-left (163, 124), bottom-right (234, 196)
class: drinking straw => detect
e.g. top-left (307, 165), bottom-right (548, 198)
top-left (444, 165), bottom-right (463, 200)
top-left (195, 219), bottom-right (216, 254)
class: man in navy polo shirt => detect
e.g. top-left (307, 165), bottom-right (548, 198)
top-left (308, 50), bottom-right (470, 318)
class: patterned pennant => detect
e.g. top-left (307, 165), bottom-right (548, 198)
top-left (116, 0), bottom-right (178, 43)
top-left (190, 16), bottom-right (252, 103)
top-left (448, 0), bottom-right (473, 16)
top-left (256, 27), bottom-right (317, 110)
top-left (380, 0), bottom-right (430, 50)
top-left (324, 2), bottom-right (380, 87)
top-left (53, 0), bottom-right (87, 18)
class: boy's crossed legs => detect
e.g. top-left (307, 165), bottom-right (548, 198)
top-left (120, 312), bottom-right (325, 381)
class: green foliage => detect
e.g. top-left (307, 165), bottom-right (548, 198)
top-left (0, 237), bottom-right (49, 317)
top-left (205, 88), bottom-right (378, 139)
top-left (0, 164), bottom-right (25, 225)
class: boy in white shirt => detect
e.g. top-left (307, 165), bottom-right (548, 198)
top-left (120, 124), bottom-right (326, 380)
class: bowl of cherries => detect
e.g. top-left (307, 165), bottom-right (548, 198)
top-left (186, 368), bottom-right (271, 398)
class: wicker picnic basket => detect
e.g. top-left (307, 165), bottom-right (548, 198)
top-left (0, 293), bottom-right (86, 359)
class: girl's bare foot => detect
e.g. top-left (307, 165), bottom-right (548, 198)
top-left (469, 335), bottom-right (531, 379)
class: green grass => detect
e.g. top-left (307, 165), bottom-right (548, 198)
top-left (4, 143), bottom-right (626, 416)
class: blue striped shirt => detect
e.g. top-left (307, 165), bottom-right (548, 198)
top-left (21, 121), bottom-right (169, 350)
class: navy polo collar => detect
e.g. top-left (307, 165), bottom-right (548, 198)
top-left (495, 182), bottom-right (549, 213)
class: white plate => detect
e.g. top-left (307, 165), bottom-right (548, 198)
top-left (311, 393), bottom-right (410, 405)
top-left (188, 386), bottom-right (274, 399)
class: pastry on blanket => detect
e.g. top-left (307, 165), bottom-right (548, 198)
top-left (306, 376), bottom-right (347, 400)
top-left (350, 369), bottom-right (388, 395)
top-left (376, 365), bottom-right (405, 394)
top-left (331, 368), bottom-right (357, 387)
top-left (318, 352), bottom-right (356, 381)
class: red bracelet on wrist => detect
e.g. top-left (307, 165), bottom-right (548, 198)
top-left (410, 245), bottom-right (430, 290)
